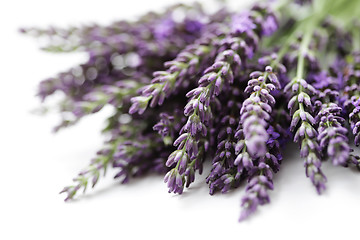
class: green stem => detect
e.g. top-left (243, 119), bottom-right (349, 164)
top-left (296, 26), bottom-right (314, 80)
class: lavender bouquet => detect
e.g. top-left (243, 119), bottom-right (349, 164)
top-left (22, 0), bottom-right (360, 221)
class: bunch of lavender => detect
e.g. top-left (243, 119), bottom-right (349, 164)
top-left (25, 0), bottom-right (360, 222)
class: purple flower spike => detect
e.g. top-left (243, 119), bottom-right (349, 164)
top-left (239, 126), bottom-right (282, 221)
top-left (314, 74), bottom-right (350, 166)
top-left (207, 88), bottom-right (244, 194)
top-left (239, 64), bottom-right (281, 159)
top-left (304, 153), bottom-right (327, 194)
top-left (164, 169), bottom-right (184, 194)
top-left (235, 59), bottom-right (284, 220)
top-left (285, 59), bottom-right (325, 193)
top-left (60, 143), bottom-right (115, 200)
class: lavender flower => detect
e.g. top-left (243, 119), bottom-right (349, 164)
top-left (285, 75), bottom-right (326, 193)
top-left (207, 87), bottom-right (244, 194)
top-left (153, 110), bottom-right (186, 145)
top-left (240, 66), bottom-right (280, 158)
top-left (237, 63), bottom-right (283, 221)
top-left (238, 97), bottom-right (287, 221)
top-left (239, 162), bottom-right (274, 221)
top-left (317, 103), bottom-right (350, 165)
top-left (312, 72), bottom-right (350, 166)
top-left (60, 141), bottom-right (118, 201)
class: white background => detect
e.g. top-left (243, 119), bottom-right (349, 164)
top-left (1, 0), bottom-right (360, 239)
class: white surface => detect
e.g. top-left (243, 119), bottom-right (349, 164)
top-left (1, 0), bottom-right (360, 239)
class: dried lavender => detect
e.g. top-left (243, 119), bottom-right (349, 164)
top-left (25, 0), bottom-right (360, 222)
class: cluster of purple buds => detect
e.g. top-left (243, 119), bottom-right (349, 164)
top-left (25, 0), bottom-right (360, 222)
top-left (207, 87), bottom-right (244, 195)
top-left (239, 165), bottom-right (274, 221)
top-left (285, 75), bottom-right (327, 193)
top-left (240, 66), bottom-right (280, 157)
top-left (239, 122), bottom-right (283, 219)
top-left (153, 110), bottom-right (186, 145)
top-left (317, 102), bottom-right (350, 166)
top-left (313, 72), bottom-right (350, 166)
top-left (235, 64), bottom-right (284, 219)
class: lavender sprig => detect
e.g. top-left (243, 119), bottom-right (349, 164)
top-left (206, 87), bottom-right (244, 194)
top-left (60, 141), bottom-right (119, 201)
top-left (237, 62), bottom-right (283, 220)
top-left (285, 30), bottom-right (326, 193)
top-left (240, 66), bottom-right (280, 158)
top-left (239, 88), bottom-right (288, 220)
top-left (239, 128), bottom-right (282, 221)
top-left (313, 72), bottom-right (350, 166)
top-left (287, 78), bottom-right (326, 193)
